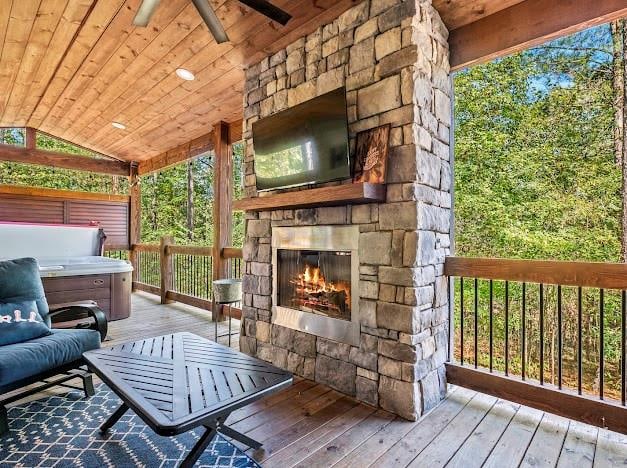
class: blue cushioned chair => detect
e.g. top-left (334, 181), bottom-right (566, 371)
top-left (0, 258), bottom-right (108, 436)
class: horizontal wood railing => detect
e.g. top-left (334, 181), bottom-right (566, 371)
top-left (111, 239), bottom-right (243, 320)
top-left (445, 256), bottom-right (627, 433)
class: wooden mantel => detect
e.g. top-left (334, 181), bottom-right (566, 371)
top-left (232, 182), bottom-right (386, 212)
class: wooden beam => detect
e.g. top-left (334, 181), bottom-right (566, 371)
top-left (229, 119), bottom-right (243, 143)
top-left (446, 363), bottom-right (627, 434)
top-left (0, 184), bottom-right (129, 202)
top-left (450, 0), bottom-right (627, 71)
top-left (212, 121), bottom-right (233, 322)
top-left (137, 120), bottom-right (243, 175)
top-left (138, 131), bottom-right (215, 176)
top-left (444, 256), bottom-right (627, 289)
top-left (0, 143), bottom-right (130, 176)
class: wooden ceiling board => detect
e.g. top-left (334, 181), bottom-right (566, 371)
top-left (57, 0), bottom-right (193, 139)
top-left (62, 1), bottom-right (208, 142)
top-left (99, 0), bottom-right (356, 159)
top-left (40, 0), bottom-right (142, 132)
top-left (81, 0), bottom-right (339, 160)
top-left (74, 1), bottom-right (239, 147)
top-left (432, 0), bottom-right (526, 30)
top-left (27, 0), bottom-right (128, 128)
top-left (0, 0), bottom-right (541, 163)
top-left (0, 1), bottom-right (42, 119)
top-left (13, 0), bottom-right (96, 126)
top-left (1, 0), bottom-right (69, 125)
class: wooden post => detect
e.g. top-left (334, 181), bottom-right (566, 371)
top-left (160, 235), bottom-right (174, 304)
top-left (212, 121), bottom-right (233, 321)
top-left (129, 162), bottom-right (141, 290)
top-left (25, 127), bottom-right (36, 150)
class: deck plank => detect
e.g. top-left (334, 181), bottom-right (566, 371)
top-left (294, 409), bottom-right (395, 468)
top-left (594, 428), bottom-right (627, 467)
top-left (262, 403), bottom-right (376, 467)
top-left (483, 405), bottom-right (544, 468)
top-left (372, 386), bottom-right (476, 467)
top-left (446, 398), bottom-right (519, 468)
top-left (557, 420), bottom-right (598, 468)
top-left (406, 392), bottom-right (498, 467)
top-left (521, 412), bottom-right (570, 468)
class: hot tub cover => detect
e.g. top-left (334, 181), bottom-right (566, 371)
top-left (36, 256), bottom-right (133, 278)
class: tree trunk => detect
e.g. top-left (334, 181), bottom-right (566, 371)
top-left (612, 20), bottom-right (627, 261)
top-left (151, 173), bottom-right (158, 231)
top-left (111, 175), bottom-right (120, 194)
top-left (187, 159), bottom-right (194, 241)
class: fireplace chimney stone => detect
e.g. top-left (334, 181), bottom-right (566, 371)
top-left (240, 0), bottom-right (451, 421)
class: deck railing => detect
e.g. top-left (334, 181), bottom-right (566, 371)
top-left (105, 238), bottom-right (243, 323)
top-left (445, 256), bottom-right (627, 433)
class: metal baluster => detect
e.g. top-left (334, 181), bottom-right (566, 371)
top-left (474, 278), bottom-right (478, 369)
top-left (540, 283), bottom-right (544, 385)
top-left (578, 286), bottom-right (583, 395)
top-left (489, 280), bottom-right (493, 372)
top-left (600, 288), bottom-right (604, 400)
top-left (522, 282), bottom-right (526, 381)
top-left (229, 314), bottom-right (232, 347)
top-left (505, 281), bottom-right (509, 376)
top-left (460, 277), bottom-right (464, 365)
top-left (558, 285), bottom-right (563, 390)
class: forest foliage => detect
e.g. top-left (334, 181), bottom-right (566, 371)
top-left (454, 24), bottom-right (621, 263)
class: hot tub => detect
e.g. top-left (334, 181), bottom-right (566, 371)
top-left (0, 222), bottom-right (133, 321)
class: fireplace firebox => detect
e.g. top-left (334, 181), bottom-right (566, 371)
top-left (272, 226), bottom-right (360, 346)
top-left (277, 249), bottom-right (352, 321)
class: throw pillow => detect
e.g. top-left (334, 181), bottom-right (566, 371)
top-left (0, 300), bottom-right (51, 346)
top-left (0, 258), bottom-right (50, 325)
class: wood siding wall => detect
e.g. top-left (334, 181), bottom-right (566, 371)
top-left (0, 187), bottom-right (130, 249)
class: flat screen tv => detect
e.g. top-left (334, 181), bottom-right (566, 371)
top-left (252, 87), bottom-right (350, 191)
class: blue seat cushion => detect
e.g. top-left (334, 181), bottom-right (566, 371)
top-left (0, 329), bottom-right (100, 389)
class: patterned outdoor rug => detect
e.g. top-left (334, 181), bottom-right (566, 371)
top-left (0, 385), bottom-right (260, 468)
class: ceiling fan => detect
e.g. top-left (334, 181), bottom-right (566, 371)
top-left (133, 0), bottom-right (292, 44)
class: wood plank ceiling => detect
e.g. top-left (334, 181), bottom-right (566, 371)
top-left (0, 0), bottom-right (523, 162)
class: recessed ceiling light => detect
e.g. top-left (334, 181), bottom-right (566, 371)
top-left (112, 122), bottom-right (126, 130)
top-left (176, 68), bottom-right (195, 81)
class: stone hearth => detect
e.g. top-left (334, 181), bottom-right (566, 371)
top-left (239, 0), bottom-right (452, 420)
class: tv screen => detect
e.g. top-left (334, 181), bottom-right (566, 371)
top-left (252, 87), bottom-right (350, 191)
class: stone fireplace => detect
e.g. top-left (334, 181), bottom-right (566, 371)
top-left (239, 0), bottom-right (452, 421)
top-left (272, 226), bottom-right (360, 346)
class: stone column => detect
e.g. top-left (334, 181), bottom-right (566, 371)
top-left (239, 0), bottom-right (453, 421)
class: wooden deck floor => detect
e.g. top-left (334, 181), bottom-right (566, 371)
top-left (8, 292), bottom-right (627, 466)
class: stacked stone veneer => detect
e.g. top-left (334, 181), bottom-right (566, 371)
top-left (239, 0), bottom-right (452, 420)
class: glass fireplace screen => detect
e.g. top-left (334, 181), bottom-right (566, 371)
top-left (277, 249), bottom-right (352, 321)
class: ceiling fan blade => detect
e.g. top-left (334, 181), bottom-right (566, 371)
top-left (133, 0), bottom-right (161, 27)
top-left (238, 0), bottom-right (292, 26)
top-left (191, 0), bottom-right (229, 44)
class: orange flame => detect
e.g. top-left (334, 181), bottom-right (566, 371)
top-left (296, 264), bottom-right (351, 307)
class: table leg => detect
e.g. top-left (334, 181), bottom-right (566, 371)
top-left (179, 426), bottom-right (217, 468)
top-left (218, 424), bottom-right (262, 450)
top-left (100, 403), bottom-right (128, 433)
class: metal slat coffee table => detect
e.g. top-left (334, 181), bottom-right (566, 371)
top-left (83, 332), bottom-right (293, 467)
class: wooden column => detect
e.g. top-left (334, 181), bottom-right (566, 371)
top-left (25, 127), bottom-right (36, 150)
top-left (129, 162), bottom-right (141, 289)
top-left (160, 235), bottom-right (174, 304)
top-left (212, 121), bottom-right (233, 321)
